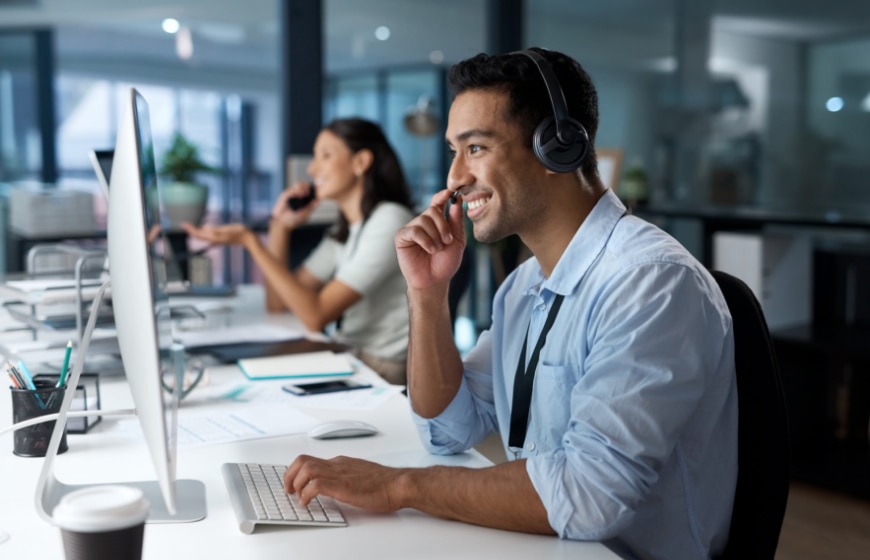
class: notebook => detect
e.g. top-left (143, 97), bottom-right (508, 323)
top-left (237, 351), bottom-right (354, 380)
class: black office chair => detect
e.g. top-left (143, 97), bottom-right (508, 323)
top-left (711, 270), bottom-right (790, 560)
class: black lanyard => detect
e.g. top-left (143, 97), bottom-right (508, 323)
top-left (508, 294), bottom-right (565, 450)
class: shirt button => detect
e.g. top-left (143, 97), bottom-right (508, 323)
top-left (526, 442), bottom-right (536, 451)
top-left (538, 304), bottom-right (546, 311)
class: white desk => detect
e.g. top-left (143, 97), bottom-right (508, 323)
top-left (0, 287), bottom-right (618, 560)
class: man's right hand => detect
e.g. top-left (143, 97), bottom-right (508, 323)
top-left (394, 189), bottom-right (466, 292)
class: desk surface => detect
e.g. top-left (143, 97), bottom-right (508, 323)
top-left (0, 286), bottom-right (618, 560)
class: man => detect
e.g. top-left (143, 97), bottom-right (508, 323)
top-left (284, 48), bottom-right (738, 559)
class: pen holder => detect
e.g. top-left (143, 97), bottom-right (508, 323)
top-left (10, 378), bottom-right (69, 457)
top-left (34, 373), bottom-right (102, 434)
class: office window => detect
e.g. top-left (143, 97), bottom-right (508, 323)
top-left (326, 74), bottom-right (379, 122)
top-left (0, 31), bottom-right (41, 183)
top-left (806, 36), bottom-right (870, 212)
top-left (386, 70), bottom-right (442, 205)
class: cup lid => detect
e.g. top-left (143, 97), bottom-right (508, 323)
top-left (53, 485), bottom-right (149, 532)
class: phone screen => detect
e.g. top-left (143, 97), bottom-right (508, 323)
top-left (282, 379), bottom-right (371, 396)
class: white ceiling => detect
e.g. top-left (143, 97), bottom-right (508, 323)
top-left (1, 0), bottom-right (869, 86)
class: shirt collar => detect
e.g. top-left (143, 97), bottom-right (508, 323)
top-left (537, 189), bottom-right (627, 297)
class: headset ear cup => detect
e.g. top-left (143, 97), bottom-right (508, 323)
top-left (532, 116), bottom-right (589, 173)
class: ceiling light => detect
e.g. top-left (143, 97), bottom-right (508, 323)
top-left (825, 97), bottom-right (844, 112)
top-left (862, 93), bottom-right (870, 112)
top-left (176, 26), bottom-right (194, 61)
top-left (429, 50), bottom-right (444, 64)
top-left (375, 26), bottom-right (390, 41)
top-left (162, 18), bottom-right (180, 34)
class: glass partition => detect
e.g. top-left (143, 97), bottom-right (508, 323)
top-left (526, 0), bottom-right (870, 217)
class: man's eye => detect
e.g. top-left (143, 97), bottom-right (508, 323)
top-left (447, 149), bottom-right (457, 159)
top-left (469, 145), bottom-right (481, 154)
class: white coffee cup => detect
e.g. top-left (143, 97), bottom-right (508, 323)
top-left (53, 485), bottom-right (150, 560)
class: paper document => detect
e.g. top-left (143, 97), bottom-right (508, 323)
top-left (5, 278), bottom-right (103, 291)
top-left (175, 406), bottom-right (320, 447)
top-left (1, 278), bottom-right (107, 304)
top-left (238, 351), bottom-right (354, 380)
top-left (174, 322), bottom-right (304, 348)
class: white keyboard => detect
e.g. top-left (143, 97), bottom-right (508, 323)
top-left (222, 462), bottom-right (347, 534)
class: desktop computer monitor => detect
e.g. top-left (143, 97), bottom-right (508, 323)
top-left (34, 87), bottom-right (205, 525)
top-left (88, 148), bottom-right (114, 200)
top-left (107, 87), bottom-right (179, 514)
top-left (105, 87), bottom-right (206, 521)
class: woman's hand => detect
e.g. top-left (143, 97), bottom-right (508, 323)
top-left (271, 181), bottom-right (319, 230)
top-left (180, 222), bottom-right (257, 249)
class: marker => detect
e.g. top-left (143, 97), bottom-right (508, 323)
top-left (58, 340), bottom-right (73, 387)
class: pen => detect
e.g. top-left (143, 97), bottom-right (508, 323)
top-left (58, 340), bottom-right (73, 388)
top-left (17, 360), bottom-right (36, 390)
top-left (15, 360), bottom-right (45, 409)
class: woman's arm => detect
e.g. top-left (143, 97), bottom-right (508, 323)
top-left (263, 220), bottom-right (294, 312)
top-left (242, 230), bottom-right (362, 332)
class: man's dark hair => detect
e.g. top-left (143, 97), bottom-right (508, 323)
top-left (322, 117), bottom-right (414, 242)
top-left (447, 47), bottom-right (600, 183)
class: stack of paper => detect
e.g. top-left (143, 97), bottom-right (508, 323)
top-left (237, 351), bottom-right (354, 380)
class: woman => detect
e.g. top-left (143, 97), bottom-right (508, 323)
top-left (182, 118), bottom-right (415, 384)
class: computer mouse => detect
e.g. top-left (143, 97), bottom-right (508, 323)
top-left (307, 420), bottom-right (379, 440)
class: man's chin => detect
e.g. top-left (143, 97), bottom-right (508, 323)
top-left (471, 225), bottom-right (508, 245)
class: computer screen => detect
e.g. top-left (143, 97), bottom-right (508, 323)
top-left (88, 148), bottom-right (114, 200)
top-left (105, 87), bottom-right (206, 521)
top-left (34, 88), bottom-right (205, 525)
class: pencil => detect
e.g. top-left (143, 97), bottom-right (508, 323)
top-left (58, 340), bottom-right (73, 388)
top-left (7, 363), bottom-right (25, 388)
top-left (7, 369), bottom-right (22, 389)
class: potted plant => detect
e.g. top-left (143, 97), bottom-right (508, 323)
top-left (156, 132), bottom-right (217, 230)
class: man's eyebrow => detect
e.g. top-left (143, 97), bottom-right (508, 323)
top-left (446, 128), bottom-right (496, 147)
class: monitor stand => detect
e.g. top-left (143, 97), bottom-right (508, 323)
top-left (33, 279), bottom-right (207, 524)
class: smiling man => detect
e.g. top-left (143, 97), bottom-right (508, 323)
top-left (284, 48), bottom-right (738, 560)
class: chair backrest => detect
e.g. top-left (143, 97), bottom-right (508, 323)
top-left (711, 270), bottom-right (790, 559)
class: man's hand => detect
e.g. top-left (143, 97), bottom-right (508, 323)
top-left (394, 189), bottom-right (466, 292)
top-left (284, 455), bottom-right (404, 512)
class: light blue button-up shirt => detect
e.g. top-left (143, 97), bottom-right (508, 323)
top-left (413, 189), bottom-right (738, 559)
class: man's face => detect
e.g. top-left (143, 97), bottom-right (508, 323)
top-left (445, 89), bottom-right (548, 244)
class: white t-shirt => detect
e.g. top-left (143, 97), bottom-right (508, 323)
top-left (302, 202), bottom-right (414, 361)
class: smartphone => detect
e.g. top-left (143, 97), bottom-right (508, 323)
top-left (287, 183), bottom-right (316, 210)
top-left (281, 378), bottom-right (372, 396)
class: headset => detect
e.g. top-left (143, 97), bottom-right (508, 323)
top-left (513, 49), bottom-right (589, 173)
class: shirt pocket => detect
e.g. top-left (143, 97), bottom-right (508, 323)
top-left (529, 363), bottom-right (576, 452)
